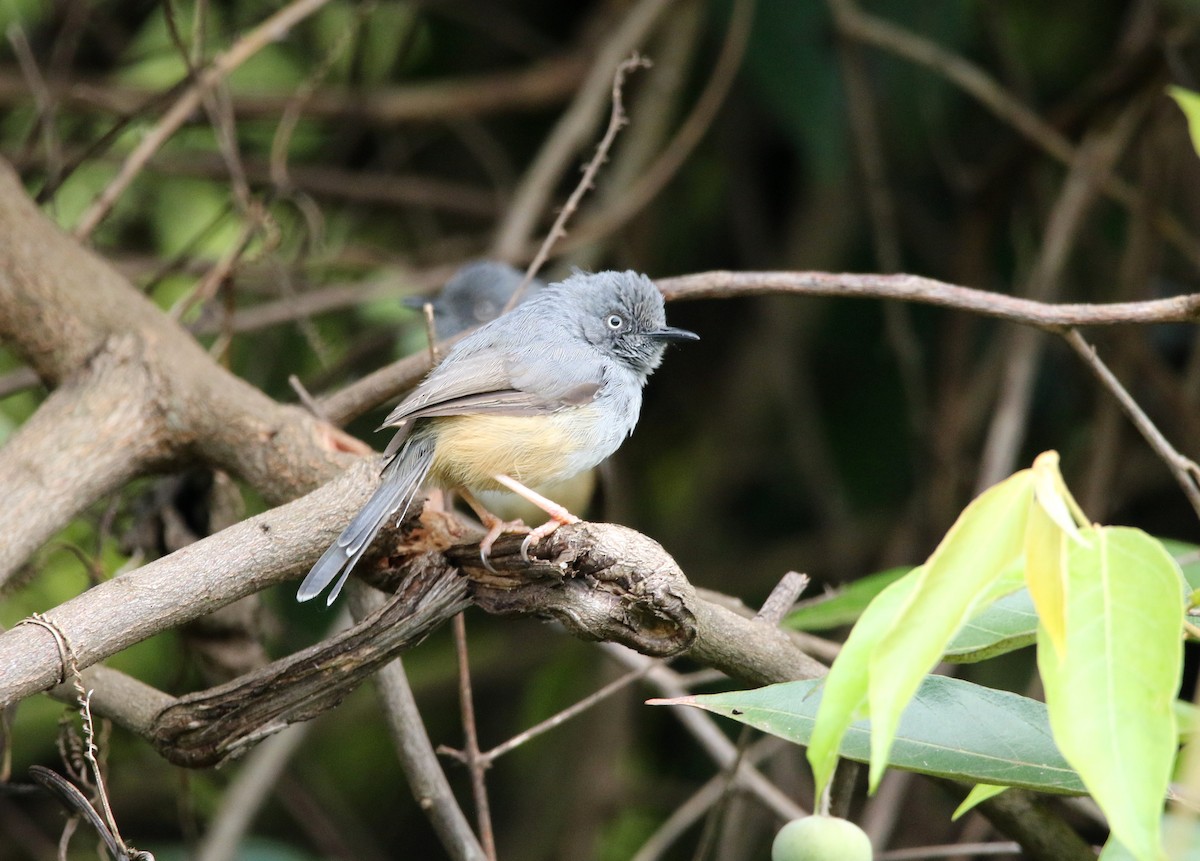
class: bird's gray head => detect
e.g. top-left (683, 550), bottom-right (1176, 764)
top-left (549, 270), bottom-right (698, 376)
top-left (407, 261), bottom-right (546, 338)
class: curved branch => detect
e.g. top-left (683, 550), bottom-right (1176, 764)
top-left (0, 156), bottom-right (359, 595)
top-left (0, 459), bottom-right (381, 709)
top-left (0, 337), bottom-right (170, 585)
top-left (656, 271), bottom-right (1200, 328)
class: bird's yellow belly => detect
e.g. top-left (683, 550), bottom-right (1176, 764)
top-left (426, 411), bottom-right (592, 491)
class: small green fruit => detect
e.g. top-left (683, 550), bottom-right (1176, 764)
top-left (771, 815), bottom-right (873, 861)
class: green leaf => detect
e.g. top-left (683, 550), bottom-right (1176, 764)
top-left (866, 469), bottom-right (1035, 788)
top-left (946, 541), bottom-right (1199, 663)
top-left (1099, 815), bottom-right (1200, 861)
top-left (805, 570), bottom-right (917, 798)
top-left (655, 675), bottom-right (1085, 794)
top-left (1038, 527), bottom-right (1183, 861)
top-left (944, 588), bottom-right (1037, 662)
top-left (1024, 490), bottom-right (1070, 652)
top-left (952, 784), bottom-right (1008, 821)
top-left (783, 567), bottom-right (911, 632)
top-left (1168, 86), bottom-right (1200, 157)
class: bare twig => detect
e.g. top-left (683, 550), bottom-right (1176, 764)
top-left (477, 665), bottom-right (652, 763)
top-left (828, 0), bottom-right (928, 446)
top-left (195, 723), bottom-right (313, 861)
top-left (491, 0), bottom-right (672, 259)
top-left (1063, 328), bottom-right (1200, 520)
top-left (569, 0), bottom-right (753, 260)
top-left (609, 645), bottom-right (807, 821)
top-left (505, 53), bottom-right (651, 313)
top-left (753, 572), bottom-right (809, 625)
top-left (449, 614), bottom-right (496, 861)
top-left (72, 0), bottom-right (336, 238)
top-left (975, 103), bottom-right (1146, 492)
top-left (7, 22), bottom-right (63, 187)
top-left (0, 55), bottom-right (587, 126)
top-left (629, 737), bottom-right (790, 861)
top-left (878, 843), bottom-right (1021, 860)
top-left (18, 614), bottom-right (143, 858)
top-left (654, 271), bottom-right (1200, 328)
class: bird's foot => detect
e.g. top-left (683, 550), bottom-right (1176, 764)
top-left (519, 507), bottom-right (580, 562)
top-left (478, 514), bottom-right (529, 573)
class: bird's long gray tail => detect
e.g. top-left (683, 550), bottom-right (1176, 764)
top-left (297, 435), bottom-right (436, 605)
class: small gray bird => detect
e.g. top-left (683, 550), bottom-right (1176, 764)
top-left (405, 261), bottom-right (546, 338)
top-left (298, 270), bottom-right (697, 605)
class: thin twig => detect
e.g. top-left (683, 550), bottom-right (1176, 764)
top-left (629, 736), bottom-right (789, 861)
top-left (1063, 328), bottom-right (1200, 520)
top-left (505, 53), bottom-right (651, 313)
top-left (72, 0), bottom-right (335, 238)
top-left (17, 614), bottom-right (142, 858)
top-left (604, 647), bottom-right (807, 822)
top-left (491, 0), bottom-right (671, 260)
top-left (692, 572), bottom-right (812, 857)
top-left (195, 723), bottom-right (313, 861)
top-left (975, 103), bottom-right (1146, 493)
top-left (567, 0), bottom-right (753, 259)
top-left (478, 665), bottom-right (651, 763)
top-left (878, 843), bottom-right (1022, 860)
top-left (7, 22), bottom-right (63, 187)
top-left (753, 571), bottom-right (809, 625)
top-left (269, 0), bottom-right (373, 195)
top-left (655, 271), bottom-right (1200, 329)
top-left (287, 374), bottom-right (326, 421)
top-left (450, 614), bottom-right (496, 861)
top-left (828, 0), bottom-right (928, 447)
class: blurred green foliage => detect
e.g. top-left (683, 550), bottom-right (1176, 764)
top-left (3, 0), bottom-right (1200, 857)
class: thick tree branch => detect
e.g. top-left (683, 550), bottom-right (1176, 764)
top-left (0, 157), bottom-right (353, 576)
top-left (0, 459), bottom-right (381, 708)
top-left (0, 337), bottom-right (170, 584)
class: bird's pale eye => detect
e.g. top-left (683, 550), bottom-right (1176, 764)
top-left (606, 314), bottom-right (624, 331)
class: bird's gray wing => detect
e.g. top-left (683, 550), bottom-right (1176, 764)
top-left (378, 337), bottom-right (605, 456)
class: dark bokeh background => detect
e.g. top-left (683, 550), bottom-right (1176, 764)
top-left (2, 0), bottom-right (1199, 858)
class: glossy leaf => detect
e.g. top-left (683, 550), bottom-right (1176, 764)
top-left (947, 541), bottom-right (1199, 663)
top-left (783, 567), bottom-right (911, 632)
top-left (655, 675), bottom-right (1084, 794)
top-left (944, 588), bottom-right (1036, 663)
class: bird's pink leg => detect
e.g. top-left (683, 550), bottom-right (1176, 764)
top-left (458, 488), bottom-right (527, 572)
top-left (491, 474), bottom-right (580, 560)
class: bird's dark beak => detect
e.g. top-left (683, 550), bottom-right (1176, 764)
top-left (646, 325), bottom-right (699, 342)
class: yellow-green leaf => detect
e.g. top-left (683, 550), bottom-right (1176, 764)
top-left (1038, 527), bottom-right (1183, 861)
top-left (865, 468), bottom-right (1035, 788)
top-left (1032, 450), bottom-right (1089, 542)
top-left (1024, 498), bottom-right (1068, 653)
top-left (1168, 86), bottom-right (1200, 157)
top-left (952, 784), bottom-right (1008, 821)
top-left (806, 571), bottom-right (918, 798)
